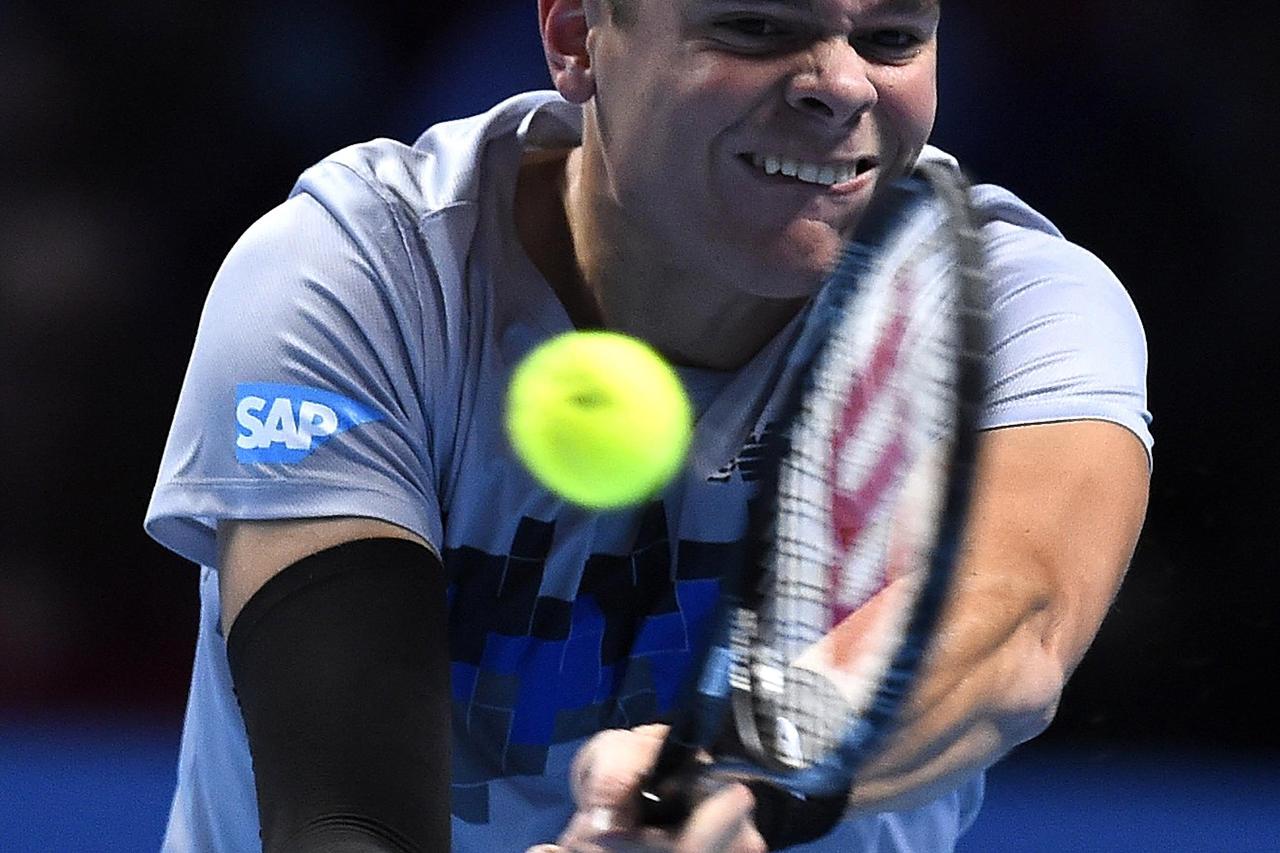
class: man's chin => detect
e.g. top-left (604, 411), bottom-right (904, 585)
top-left (754, 229), bottom-right (846, 292)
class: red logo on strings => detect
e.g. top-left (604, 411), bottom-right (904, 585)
top-left (826, 283), bottom-right (911, 626)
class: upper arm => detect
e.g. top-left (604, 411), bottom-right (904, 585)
top-left (217, 516), bottom-right (431, 636)
top-left (962, 418), bottom-right (1149, 678)
top-left (970, 207), bottom-right (1152, 672)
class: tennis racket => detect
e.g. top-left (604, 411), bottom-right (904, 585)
top-left (636, 160), bottom-right (989, 848)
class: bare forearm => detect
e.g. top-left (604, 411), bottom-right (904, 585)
top-left (846, 421), bottom-right (1149, 814)
top-left (846, 573), bottom-right (1064, 813)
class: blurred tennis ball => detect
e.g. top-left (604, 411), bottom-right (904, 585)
top-left (505, 331), bottom-right (693, 511)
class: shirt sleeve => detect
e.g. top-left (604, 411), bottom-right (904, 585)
top-left (975, 185), bottom-right (1154, 464)
top-left (145, 159), bottom-right (449, 567)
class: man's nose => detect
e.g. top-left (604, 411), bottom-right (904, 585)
top-left (784, 41), bottom-right (878, 127)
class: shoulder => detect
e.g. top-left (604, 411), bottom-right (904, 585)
top-left (242, 91), bottom-right (578, 296)
top-left (289, 91), bottom-right (576, 227)
top-left (967, 181), bottom-right (1144, 352)
top-left (920, 147), bottom-right (1130, 305)
top-left (970, 184), bottom-right (1104, 283)
top-left (923, 149), bottom-right (1153, 459)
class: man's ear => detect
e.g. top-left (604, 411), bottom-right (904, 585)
top-left (539, 0), bottom-right (600, 103)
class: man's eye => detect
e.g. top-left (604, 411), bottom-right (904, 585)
top-left (865, 30), bottom-right (921, 50)
top-left (718, 17), bottom-right (787, 38)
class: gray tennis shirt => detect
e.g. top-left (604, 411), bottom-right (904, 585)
top-left (146, 91), bottom-right (1151, 852)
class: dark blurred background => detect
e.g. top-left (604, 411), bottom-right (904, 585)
top-left (2, 1), bottom-right (1278, 849)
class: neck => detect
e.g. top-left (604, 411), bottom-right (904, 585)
top-left (514, 138), bottom-right (806, 371)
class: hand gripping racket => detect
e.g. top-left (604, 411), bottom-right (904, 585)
top-left (637, 161), bottom-right (989, 849)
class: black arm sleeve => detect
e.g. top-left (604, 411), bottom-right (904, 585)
top-left (225, 537), bottom-right (451, 852)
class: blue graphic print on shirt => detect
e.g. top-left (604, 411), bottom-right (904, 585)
top-left (444, 502), bottom-right (742, 823)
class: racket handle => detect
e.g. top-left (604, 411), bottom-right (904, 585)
top-left (636, 763), bottom-right (717, 829)
top-left (744, 780), bottom-right (848, 850)
top-left (639, 769), bottom-right (846, 849)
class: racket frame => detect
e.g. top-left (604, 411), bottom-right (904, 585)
top-left (639, 160), bottom-right (989, 824)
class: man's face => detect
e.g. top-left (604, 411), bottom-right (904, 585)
top-left (582, 0), bottom-right (940, 296)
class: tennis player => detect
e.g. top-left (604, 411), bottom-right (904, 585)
top-left (146, 0), bottom-right (1151, 850)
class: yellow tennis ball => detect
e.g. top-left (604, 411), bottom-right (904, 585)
top-left (505, 331), bottom-right (694, 511)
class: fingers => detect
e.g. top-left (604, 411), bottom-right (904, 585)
top-left (554, 777), bottom-right (764, 852)
top-left (542, 724), bottom-right (766, 853)
top-left (571, 725), bottom-right (667, 809)
top-left (543, 784), bottom-right (766, 852)
top-left (552, 726), bottom-right (667, 851)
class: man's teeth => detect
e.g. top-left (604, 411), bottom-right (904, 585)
top-left (752, 153), bottom-right (861, 186)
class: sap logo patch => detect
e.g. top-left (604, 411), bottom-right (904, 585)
top-left (235, 383), bottom-right (382, 464)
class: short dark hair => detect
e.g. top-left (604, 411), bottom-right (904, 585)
top-left (603, 0), bottom-right (636, 27)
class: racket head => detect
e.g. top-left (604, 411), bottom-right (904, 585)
top-left (641, 161), bottom-right (988, 821)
